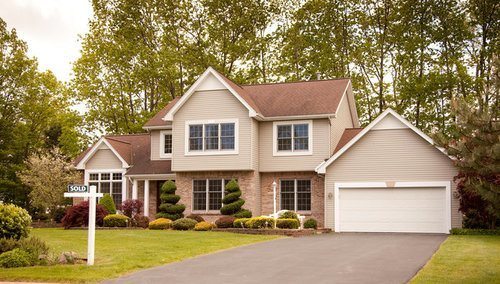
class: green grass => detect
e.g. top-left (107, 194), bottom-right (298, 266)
top-left (412, 235), bottom-right (500, 283)
top-left (0, 228), bottom-right (280, 283)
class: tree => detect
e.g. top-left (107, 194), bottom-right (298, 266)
top-left (220, 179), bottom-right (252, 218)
top-left (17, 148), bottom-right (81, 219)
top-left (156, 180), bottom-right (185, 220)
top-left (99, 194), bottom-right (117, 215)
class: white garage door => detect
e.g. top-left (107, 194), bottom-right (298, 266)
top-left (338, 187), bottom-right (447, 233)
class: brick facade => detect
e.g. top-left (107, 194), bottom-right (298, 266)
top-left (260, 172), bottom-right (325, 228)
top-left (175, 171), bottom-right (260, 222)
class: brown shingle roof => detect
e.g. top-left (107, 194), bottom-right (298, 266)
top-left (334, 128), bottom-right (363, 154)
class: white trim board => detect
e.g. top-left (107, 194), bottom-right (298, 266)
top-left (316, 108), bottom-right (450, 174)
top-left (163, 67), bottom-right (257, 121)
top-left (76, 138), bottom-right (129, 170)
top-left (333, 181), bottom-right (452, 234)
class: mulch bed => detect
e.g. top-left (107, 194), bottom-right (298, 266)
top-left (212, 228), bottom-right (332, 237)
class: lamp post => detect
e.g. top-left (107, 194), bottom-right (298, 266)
top-left (272, 180), bottom-right (277, 229)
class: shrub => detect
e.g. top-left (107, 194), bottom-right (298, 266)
top-left (303, 218), bottom-right (318, 229)
top-left (220, 179), bottom-right (252, 218)
top-left (194, 221), bottom-right (214, 231)
top-left (0, 203), bottom-right (32, 240)
top-left (0, 238), bottom-right (18, 254)
top-left (52, 207), bottom-right (67, 223)
top-left (0, 248), bottom-right (32, 268)
top-left (245, 217), bottom-right (275, 229)
top-left (121, 199), bottom-right (143, 218)
top-left (148, 218), bottom-right (172, 230)
top-left (450, 228), bottom-right (500, 235)
top-left (156, 180), bottom-right (185, 220)
top-left (61, 201), bottom-right (108, 229)
top-left (99, 194), bottom-right (117, 215)
top-left (276, 218), bottom-right (300, 229)
top-left (103, 214), bottom-right (129, 227)
top-left (233, 218), bottom-right (251, 228)
top-left (17, 237), bottom-right (50, 265)
top-left (279, 211), bottom-right (299, 220)
top-left (215, 216), bottom-right (236, 228)
top-left (172, 218), bottom-right (197, 230)
top-left (186, 214), bottom-right (205, 223)
top-left (131, 215), bottom-right (150, 228)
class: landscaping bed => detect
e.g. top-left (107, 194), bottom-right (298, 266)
top-left (213, 228), bottom-right (331, 237)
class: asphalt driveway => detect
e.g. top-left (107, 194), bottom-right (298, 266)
top-left (105, 233), bottom-right (446, 284)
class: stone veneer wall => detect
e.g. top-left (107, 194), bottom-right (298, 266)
top-left (175, 171), bottom-right (260, 222)
top-left (260, 172), bottom-right (325, 228)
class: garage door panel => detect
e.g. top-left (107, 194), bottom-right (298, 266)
top-left (338, 187), bottom-right (447, 233)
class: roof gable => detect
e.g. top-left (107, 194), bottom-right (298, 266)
top-left (75, 137), bottom-right (130, 169)
top-left (316, 108), bottom-right (450, 173)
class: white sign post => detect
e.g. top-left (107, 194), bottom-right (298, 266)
top-left (64, 185), bottom-right (103, 265)
top-left (272, 180), bottom-right (277, 229)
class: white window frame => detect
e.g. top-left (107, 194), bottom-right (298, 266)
top-left (84, 169), bottom-right (127, 204)
top-left (192, 178), bottom-right (233, 213)
top-left (159, 130), bottom-right (173, 159)
top-left (279, 179), bottom-right (312, 213)
top-left (273, 120), bottom-right (313, 156)
top-left (184, 119), bottom-right (239, 156)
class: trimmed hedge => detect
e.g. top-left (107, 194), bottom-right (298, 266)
top-left (172, 218), bottom-right (197, 230)
top-left (186, 214), bottom-right (205, 223)
top-left (245, 217), bottom-right (275, 229)
top-left (99, 194), bottom-right (116, 214)
top-left (103, 214), bottom-right (129, 227)
top-left (279, 211), bottom-right (298, 220)
top-left (233, 218), bottom-right (251, 228)
top-left (303, 218), bottom-right (317, 229)
top-left (148, 218), bottom-right (172, 230)
top-left (156, 181), bottom-right (185, 220)
top-left (0, 203), bottom-right (32, 240)
top-left (220, 179), bottom-right (252, 218)
top-left (0, 248), bottom-right (32, 268)
top-left (194, 221), bottom-right (214, 231)
top-left (450, 228), bottom-right (500, 235)
top-left (233, 209), bottom-right (252, 218)
top-left (276, 218), bottom-right (300, 229)
top-left (215, 216), bottom-right (236, 228)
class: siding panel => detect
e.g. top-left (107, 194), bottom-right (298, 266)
top-left (86, 149), bottom-right (122, 169)
top-left (150, 130), bottom-right (161, 160)
top-left (324, 128), bottom-right (461, 229)
top-left (259, 119), bottom-right (330, 172)
top-left (330, 93), bottom-right (354, 154)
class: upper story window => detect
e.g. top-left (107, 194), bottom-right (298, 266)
top-left (160, 130), bottom-right (172, 158)
top-left (273, 120), bottom-right (313, 156)
top-left (185, 119), bottom-right (238, 155)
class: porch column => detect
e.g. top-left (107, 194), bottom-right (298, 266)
top-left (132, 179), bottom-right (138, 200)
top-left (144, 180), bottom-right (150, 217)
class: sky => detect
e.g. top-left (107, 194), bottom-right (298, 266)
top-left (0, 0), bottom-right (93, 82)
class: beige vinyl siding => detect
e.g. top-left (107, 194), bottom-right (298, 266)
top-left (324, 128), bottom-right (461, 229)
top-left (259, 119), bottom-right (330, 172)
top-left (150, 130), bottom-right (161, 160)
top-left (172, 90), bottom-right (252, 171)
top-left (251, 119), bottom-right (259, 170)
top-left (329, 93), bottom-right (355, 154)
top-left (85, 149), bottom-right (122, 169)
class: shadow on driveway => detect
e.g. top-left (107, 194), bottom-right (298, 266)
top-left (104, 233), bottom-right (446, 284)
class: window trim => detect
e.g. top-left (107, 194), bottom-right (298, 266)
top-left (184, 119), bottom-right (239, 156)
top-left (159, 130), bottom-right (173, 159)
top-left (191, 178), bottom-right (234, 213)
top-left (279, 178), bottom-right (312, 213)
top-left (84, 169), bottom-right (127, 205)
top-left (273, 120), bottom-right (313, 156)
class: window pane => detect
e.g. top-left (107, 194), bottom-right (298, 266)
top-left (112, 182), bottom-right (122, 205)
top-left (278, 138), bottom-right (292, 151)
top-left (100, 182), bottom-right (110, 194)
top-left (277, 125), bottom-right (292, 151)
top-left (112, 173), bottom-right (122, 180)
top-left (277, 125), bottom-right (292, 138)
top-left (164, 134), bottom-right (172, 154)
top-left (280, 180), bottom-right (295, 210)
top-left (294, 137), bottom-right (309, 150)
top-left (294, 124), bottom-right (308, 137)
top-left (101, 173), bottom-right (110, 180)
top-left (208, 180), bottom-right (223, 210)
top-left (193, 180), bottom-right (207, 211)
top-left (221, 123), bottom-right (235, 150)
top-left (297, 180), bottom-right (311, 211)
top-left (89, 174), bottom-right (99, 181)
top-left (189, 125), bottom-right (203, 151)
top-left (205, 124), bottom-right (219, 150)
top-left (294, 124), bottom-right (309, 151)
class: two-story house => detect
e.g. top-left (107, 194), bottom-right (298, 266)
top-left (74, 67), bottom-right (461, 233)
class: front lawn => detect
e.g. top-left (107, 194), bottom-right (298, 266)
top-left (0, 228), bottom-right (280, 283)
top-left (411, 235), bottom-right (500, 283)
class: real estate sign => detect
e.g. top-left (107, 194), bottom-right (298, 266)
top-left (67, 184), bottom-right (88, 193)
